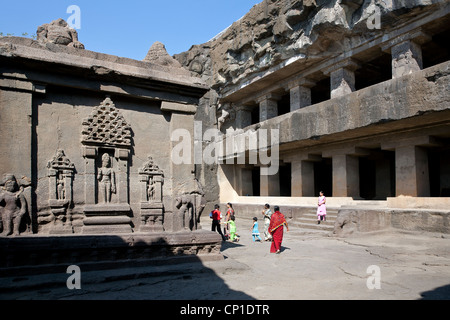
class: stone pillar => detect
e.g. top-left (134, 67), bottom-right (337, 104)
top-left (257, 94), bottom-right (280, 122)
top-left (153, 175), bottom-right (164, 202)
top-left (382, 30), bottom-right (431, 79)
top-left (63, 170), bottom-right (74, 205)
top-left (236, 166), bottom-right (253, 196)
top-left (395, 145), bottom-right (430, 197)
top-left (391, 40), bottom-right (423, 78)
top-left (291, 160), bottom-right (315, 197)
top-left (116, 148), bottom-right (129, 204)
top-left (260, 167), bottom-right (280, 197)
top-left (286, 79), bottom-right (315, 111)
top-left (48, 169), bottom-right (58, 201)
top-left (332, 154), bottom-right (360, 198)
top-left (323, 59), bottom-right (360, 99)
top-left (235, 105), bottom-right (253, 129)
top-left (82, 146), bottom-right (97, 205)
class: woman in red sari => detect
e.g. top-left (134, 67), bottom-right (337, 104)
top-left (269, 206), bottom-right (289, 254)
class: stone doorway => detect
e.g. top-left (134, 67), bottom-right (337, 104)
top-left (314, 158), bottom-right (332, 197)
top-left (359, 149), bottom-right (395, 200)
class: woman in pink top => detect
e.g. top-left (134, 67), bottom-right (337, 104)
top-left (317, 191), bottom-right (327, 224)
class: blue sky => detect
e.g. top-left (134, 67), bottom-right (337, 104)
top-left (0, 0), bottom-right (261, 59)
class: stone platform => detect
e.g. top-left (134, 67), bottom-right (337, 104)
top-left (0, 230), bottom-right (223, 277)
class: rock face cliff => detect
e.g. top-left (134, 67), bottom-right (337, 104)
top-left (175, 0), bottom-right (444, 93)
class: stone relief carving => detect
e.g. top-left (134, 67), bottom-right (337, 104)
top-left (175, 194), bottom-right (194, 231)
top-left (217, 103), bottom-right (235, 131)
top-left (81, 97), bottom-right (133, 234)
top-left (97, 153), bottom-right (116, 204)
top-left (191, 178), bottom-right (206, 227)
top-left (139, 156), bottom-right (164, 232)
top-left (0, 174), bottom-right (30, 236)
top-left (393, 50), bottom-right (416, 78)
top-left (81, 97), bottom-right (132, 148)
top-left (47, 149), bottom-right (76, 234)
top-left (174, 178), bottom-right (206, 232)
top-left (139, 156), bottom-right (164, 203)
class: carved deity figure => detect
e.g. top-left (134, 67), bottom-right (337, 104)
top-left (57, 172), bottom-right (65, 200)
top-left (97, 153), bottom-right (116, 204)
top-left (0, 174), bottom-right (27, 236)
top-left (175, 194), bottom-right (194, 231)
top-left (147, 177), bottom-right (155, 201)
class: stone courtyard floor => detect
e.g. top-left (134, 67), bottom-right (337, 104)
top-left (1, 218), bottom-right (450, 301)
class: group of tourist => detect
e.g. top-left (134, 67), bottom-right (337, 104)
top-left (210, 192), bottom-right (327, 254)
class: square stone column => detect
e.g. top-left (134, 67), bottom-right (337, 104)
top-left (257, 93), bottom-right (280, 122)
top-left (236, 166), bottom-right (253, 196)
top-left (286, 79), bottom-right (315, 112)
top-left (235, 105), bottom-right (253, 129)
top-left (382, 29), bottom-right (431, 79)
top-left (391, 40), bottom-right (423, 78)
top-left (323, 59), bottom-right (360, 99)
top-left (291, 160), bottom-right (315, 197)
top-left (82, 146), bottom-right (97, 205)
top-left (260, 167), bottom-right (280, 197)
top-left (332, 154), bottom-right (360, 198)
top-left (115, 148), bottom-right (130, 204)
top-left (395, 145), bottom-right (430, 197)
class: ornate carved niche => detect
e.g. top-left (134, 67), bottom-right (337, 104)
top-left (139, 156), bottom-right (164, 232)
top-left (47, 149), bottom-right (75, 234)
top-left (81, 97), bottom-right (133, 234)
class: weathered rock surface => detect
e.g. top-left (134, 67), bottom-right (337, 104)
top-left (174, 0), bottom-right (447, 93)
top-left (36, 18), bottom-right (85, 49)
top-left (144, 41), bottom-right (184, 69)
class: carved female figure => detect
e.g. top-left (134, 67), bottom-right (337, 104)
top-left (0, 175), bottom-right (27, 236)
top-left (97, 153), bottom-right (116, 204)
top-left (57, 172), bottom-right (65, 200)
top-left (175, 194), bottom-right (193, 231)
top-left (147, 177), bottom-right (155, 201)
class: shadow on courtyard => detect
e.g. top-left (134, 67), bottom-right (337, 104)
top-left (0, 232), bottom-right (255, 300)
top-left (420, 284), bottom-right (450, 300)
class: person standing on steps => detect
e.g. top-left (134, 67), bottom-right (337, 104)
top-left (317, 191), bottom-right (327, 224)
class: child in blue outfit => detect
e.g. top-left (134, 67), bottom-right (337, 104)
top-left (251, 217), bottom-right (262, 242)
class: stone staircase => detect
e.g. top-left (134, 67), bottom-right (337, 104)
top-left (289, 208), bottom-right (339, 235)
top-left (288, 201), bottom-right (389, 235)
